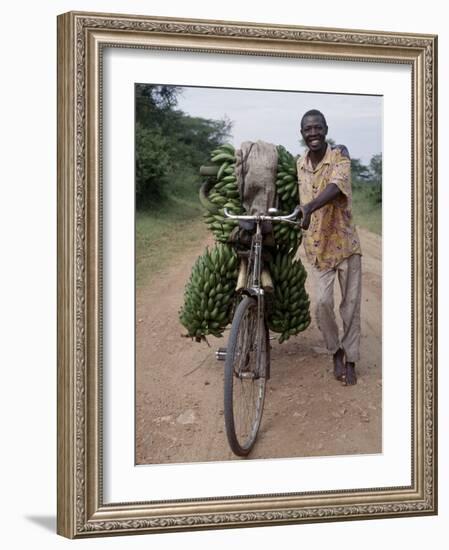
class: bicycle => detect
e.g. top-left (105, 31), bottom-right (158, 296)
top-left (216, 205), bottom-right (301, 457)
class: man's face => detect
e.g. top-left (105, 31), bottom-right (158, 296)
top-left (300, 114), bottom-right (328, 153)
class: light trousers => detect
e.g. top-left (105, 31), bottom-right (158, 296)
top-left (312, 254), bottom-right (362, 363)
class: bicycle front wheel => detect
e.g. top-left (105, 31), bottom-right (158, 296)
top-left (224, 296), bottom-right (268, 456)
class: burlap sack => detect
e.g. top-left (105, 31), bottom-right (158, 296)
top-left (234, 140), bottom-right (278, 216)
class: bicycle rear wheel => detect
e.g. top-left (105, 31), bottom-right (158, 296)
top-left (224, 296), bottom-right (268, 456)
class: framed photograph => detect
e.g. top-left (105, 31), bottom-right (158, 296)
top-left (57, 11), bottom-right (437, 538)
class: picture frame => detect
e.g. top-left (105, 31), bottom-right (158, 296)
top-left (57, 11), bottom-right (437, 538)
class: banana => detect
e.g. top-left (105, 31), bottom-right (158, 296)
top-left (277, 172), bottom-right (289, 179)
top-left (211, 152), bottom-right (235, 163)
top-left (219, 143), bottom-right (235, 154)
top-left (221, 175), bottom-right (237, 184)
top-left (217, 161), bottom-right (230, 181)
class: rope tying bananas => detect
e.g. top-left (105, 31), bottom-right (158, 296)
top-left (179, 142), bottom-right (311, 343)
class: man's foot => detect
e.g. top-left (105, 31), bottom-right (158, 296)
top-left (333, 348), bottom-right (345, 381)
top-left (342, 362), bottom-right (357, 386)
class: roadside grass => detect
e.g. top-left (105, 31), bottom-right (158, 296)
top-left (352, 185), bottom-right (382, 236)
top-left (136, 194), bottom-right (208, 288)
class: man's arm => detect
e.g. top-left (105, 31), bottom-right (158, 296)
top-left (299, 183), bottom-right (343, 230)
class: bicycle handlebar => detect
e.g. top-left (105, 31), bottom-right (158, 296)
top-left (223, 205), bottom-right (301, 225)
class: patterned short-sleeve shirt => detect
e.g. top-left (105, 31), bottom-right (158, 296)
top-left (297, 144), bottom-right (362, 271)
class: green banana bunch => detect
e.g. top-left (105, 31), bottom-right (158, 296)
top-left (272, 146), bottom-right (302, 255)
top-left (201, 143), bottom-right (243, 242)
top-left (267, 251), bottom-right (311, 343)
top-left (273, 212), bottom-right (302, 255)
top-left (179, 243), bottom-right (239, 341)
top-left (183, 142), bottom-right (310, 346)
top-left (276, 145), bottom-right (300, 215)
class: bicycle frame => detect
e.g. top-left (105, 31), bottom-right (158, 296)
top-left (224, 206), bottom-right (301, 379)
top-left (246, 222), bottom-right (264, 377)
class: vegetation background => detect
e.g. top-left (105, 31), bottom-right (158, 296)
top-left (135, 84), bottom-right (382, 286)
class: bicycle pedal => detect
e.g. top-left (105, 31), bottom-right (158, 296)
top-left (215, 347), bottom-right (227, 361)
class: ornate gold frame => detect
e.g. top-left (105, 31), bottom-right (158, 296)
top-left (57, 11), bottom-right (438, 538)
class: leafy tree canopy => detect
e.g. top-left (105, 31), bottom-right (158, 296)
top-left (135, 84), bottom-right (232, 209)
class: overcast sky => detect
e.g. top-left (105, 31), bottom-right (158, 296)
top-left (176, 86), bottom-right (382, 166)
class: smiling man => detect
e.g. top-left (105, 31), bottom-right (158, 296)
top-left (297, 109), bottom-right (362, 386)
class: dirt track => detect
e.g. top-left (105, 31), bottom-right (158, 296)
top-left (135, 227), bottom-right (382, 464)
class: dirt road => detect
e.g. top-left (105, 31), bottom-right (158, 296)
top-left (135, 227), bottom-right (382, 464)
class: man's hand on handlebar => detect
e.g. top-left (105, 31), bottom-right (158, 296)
top-left (298, 204), bottom-right (312, 230)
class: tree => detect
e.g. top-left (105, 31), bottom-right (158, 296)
top-left (351, 158), bottom-right (371, 184)
top-left (135, 84), bottom-right (180, 126)
top-left (135, 84), bottom-right (233, 209)
top-left (369, 153), bottom-right (382, 203)
top-left (170, 113), bottom-right (232, 169)
top-left (369, 153), bottom-right (382, 185)
top-left (135, 123), bottom-right (171, 207)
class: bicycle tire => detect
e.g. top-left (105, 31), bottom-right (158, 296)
top-left (224, 296), bottom-right (268, 456)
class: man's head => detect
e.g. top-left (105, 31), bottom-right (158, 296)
top-left (300, 109), bottom-right (328, 154)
